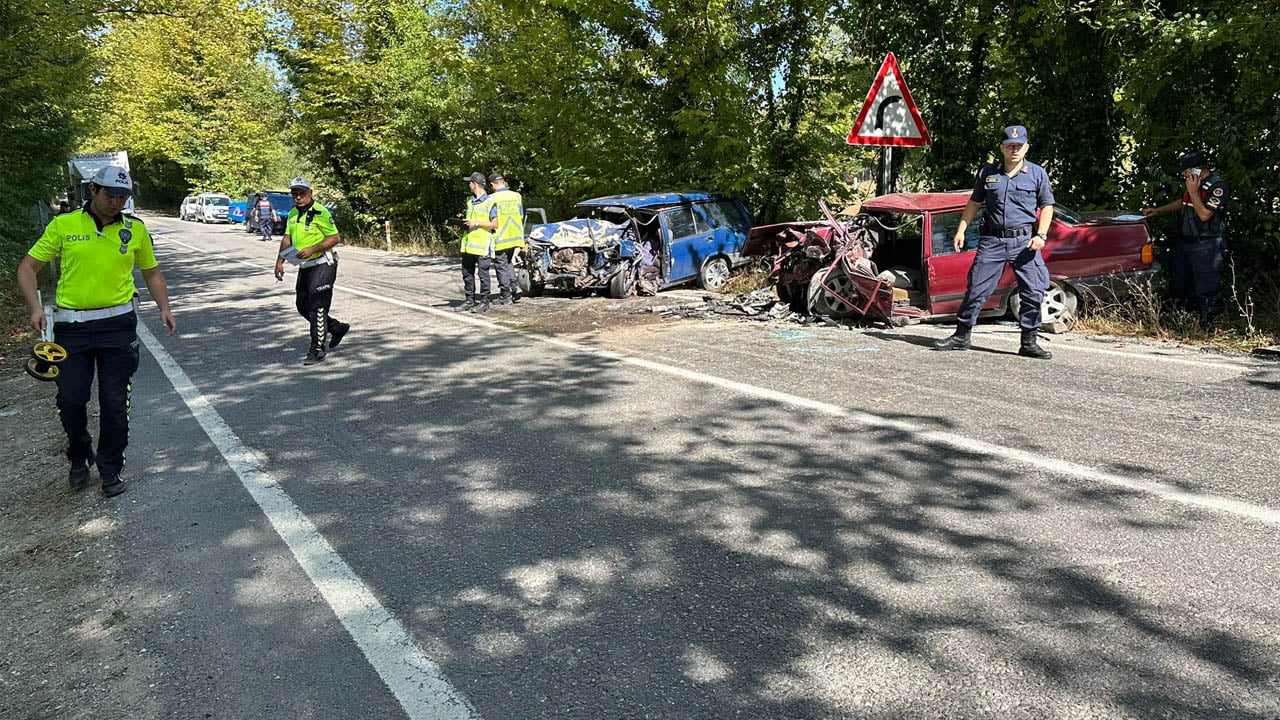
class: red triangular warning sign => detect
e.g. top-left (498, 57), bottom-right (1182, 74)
top-left (846, 53), bottom-right (932, 147)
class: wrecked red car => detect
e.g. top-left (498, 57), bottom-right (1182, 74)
top-left (743, 192), bottom-right (1157, 328)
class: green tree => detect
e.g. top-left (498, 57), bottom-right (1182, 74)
top-left (84, 0), bottom-right (287, 206)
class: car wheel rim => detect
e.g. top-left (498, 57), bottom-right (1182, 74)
top-left (704, 260), bottom-right (730, 288)
top-left (822, 271), bottom-right (859, 317)
top-left (1041, 285), bottom-right (1067, 322)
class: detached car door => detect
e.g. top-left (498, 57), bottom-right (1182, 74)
top-left (660, 205), bottom-right (717, 285)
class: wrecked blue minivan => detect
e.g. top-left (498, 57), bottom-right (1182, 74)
top-left (516, 192), bottom-right (754, 298)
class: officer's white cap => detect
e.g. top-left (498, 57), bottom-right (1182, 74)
top-left (289, 177), bottom-right (312, 190)
top-left (90, 165), bottom-right (133, 197)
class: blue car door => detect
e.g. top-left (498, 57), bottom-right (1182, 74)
top-left (701, 199), bottom-right (754, 263)
top-left (661, 205), bottom-right (718, 284)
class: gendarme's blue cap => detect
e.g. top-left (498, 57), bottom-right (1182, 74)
top-left (1177, 151), bottom-right (1208, 174)
top-left (1002, 125), bottom-right (1028, 145)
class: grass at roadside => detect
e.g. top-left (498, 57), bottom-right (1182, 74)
top-left (340, 222), bottom-right (459, 257)
top-left (717, 259), bottom-right (772, 296)
top-left (1075, 272), bottom-right (1278, 353)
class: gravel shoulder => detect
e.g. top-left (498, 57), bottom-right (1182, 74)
top-left (0, 337), bottom-right (157, 720)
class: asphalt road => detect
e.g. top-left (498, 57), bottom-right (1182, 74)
top-left (107, 215), bottom-right (1280, 719)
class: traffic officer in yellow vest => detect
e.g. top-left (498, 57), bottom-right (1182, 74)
top-left (459, 171), bottom-right (497, 313)
top-left (273, 177), bottom-right (349, 365)
top-left (487, 173), bottom-right (525, 304)
top-left (16, 165), bottom-right (177, 497)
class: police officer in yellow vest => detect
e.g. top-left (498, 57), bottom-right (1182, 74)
top-left (487, 173), bottom-right (525, 305)
top-left (459, 171), bottom-right (497, 313)
top-left (273, 177), bottom-right (349, 365)
top-left (16, 165), bottom-right (177, 497)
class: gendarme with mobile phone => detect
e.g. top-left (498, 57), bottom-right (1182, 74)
top-left (1140, 150), bottom-right (1231, 321)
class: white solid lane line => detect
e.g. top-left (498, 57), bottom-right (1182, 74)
top-left (151, 233), bottom-right (1280, 528)
top-left (136, 323), bottom-right (481, 720)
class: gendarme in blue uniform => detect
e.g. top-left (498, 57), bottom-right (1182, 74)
top-left (955, 127), bottom-right (1055, 331)
top-left (971, 161), bottom-right (1055, 231)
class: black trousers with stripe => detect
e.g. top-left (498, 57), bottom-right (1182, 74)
top-left (295, 259), bottom-right (343, 352)
top-left (53, 313), bottom-right (140, 475)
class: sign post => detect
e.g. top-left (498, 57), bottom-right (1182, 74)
top-left (846, 53), bottom-right (931, 195)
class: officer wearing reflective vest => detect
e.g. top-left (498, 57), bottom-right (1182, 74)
top-left (273, 178), bottom-right (349, 365)
top-left (934, 125), bottom-right (1055, 359)
top-left (487, 173), bottom-right (525, 305)
top-left (1142, 151), bottom-right (1229, 321)
top-left (16, 165), bottom-right (177, 497)
top-left (459, 171), bottom-right (498, 313)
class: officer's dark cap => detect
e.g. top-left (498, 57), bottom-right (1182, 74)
top-left (463, 171), bottom-right (487, 185)
top-left (1177, 151), bottom-right (1208, 174)
top-left (1001, 125), bottom-right (1028, 145)
top-left (487, 173), bottom-right (505, 184)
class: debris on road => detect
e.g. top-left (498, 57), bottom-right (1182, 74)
top-left (645, 288), bottom-right (877, 329)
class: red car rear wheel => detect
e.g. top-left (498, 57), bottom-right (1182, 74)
top-left (1009, 280), bottom-right (1078, 329)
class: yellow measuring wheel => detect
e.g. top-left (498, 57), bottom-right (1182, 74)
top-left (25, 341), bottom-right (67, 382)
top-left (32, 341), bottom-right (67, 363)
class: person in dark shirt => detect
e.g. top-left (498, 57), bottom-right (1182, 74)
top-left (1143, 151), bottom-right (1230, 322)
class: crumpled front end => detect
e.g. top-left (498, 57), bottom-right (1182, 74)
top-left (524, 218), bottom-right (639, 292)
top-left (744, 213), bottom-right (894, 321)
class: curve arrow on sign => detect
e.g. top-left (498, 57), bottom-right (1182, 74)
top-left (875, 96), bottom-right (902, 130)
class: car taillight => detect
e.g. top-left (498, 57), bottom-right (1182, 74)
top-left (1141, 242), bottom-right (1153, 264)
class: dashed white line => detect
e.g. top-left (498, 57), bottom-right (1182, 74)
top-left (152, 230), bottom-right (1280, 530)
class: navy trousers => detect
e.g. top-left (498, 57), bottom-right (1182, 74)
top-left (956, 235), bottom-right (1050, 329)
top-left (1169, 236), bottom-right (1224, 319)
top-left (53, 313), bottom-right (140, 475)
top-left (493, 248), bottom-right (516, 293)
top-left (461, 254), bottom-right (492, 298)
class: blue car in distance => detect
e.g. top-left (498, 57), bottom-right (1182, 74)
top-left (517, 192), bottom-right (755, 298)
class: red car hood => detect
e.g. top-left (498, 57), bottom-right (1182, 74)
top-left (742, 220), bottom-right (829, 256)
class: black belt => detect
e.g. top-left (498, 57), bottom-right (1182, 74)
top-left (981, 225), bottom-right (1033, 238)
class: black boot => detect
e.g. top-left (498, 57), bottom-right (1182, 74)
top-left (471, 298), bottom-right (491, 313)
top-left (303, 348), bottom-right (327, 365)
top-left (495, 290), bottom-right (512, 306)
top-left (328, 322), bottom-right (350, 349)
top-left (460, 295), bottom-right (475, 311)
top-left (1018, 328), bottom-right (1052, 359)
top-left (100, 473), bottom-right (126, 498)
top-left (68, 459), bottom-right (92, 490)
top-left (934, 324), bottom-right (972, 351)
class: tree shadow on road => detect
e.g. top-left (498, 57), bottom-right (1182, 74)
top-left (128, 258), bottom-right (1280, 720)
